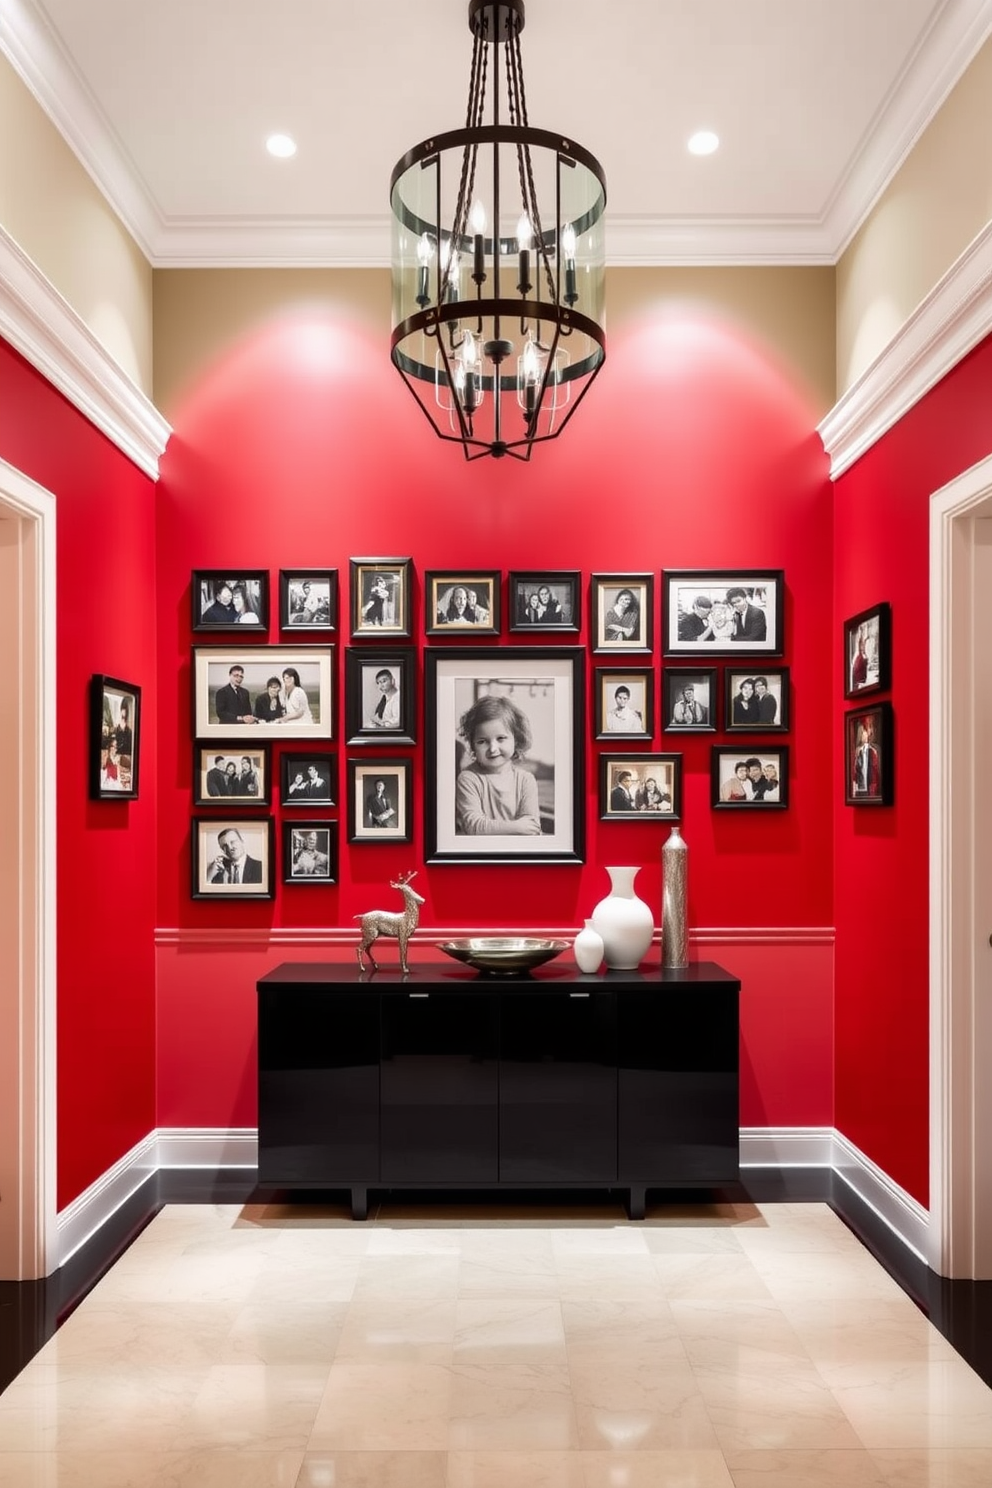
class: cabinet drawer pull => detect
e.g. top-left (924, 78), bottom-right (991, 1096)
top-left (409, 992), bottom-right (430, 999)
top-left (569, 991), bottom-right (591, 998)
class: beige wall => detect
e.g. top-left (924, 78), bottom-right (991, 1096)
top-left (0, 54), bottom-right (153, 394)
top-left (837, 35), bottom-right (992, 397)
top-left (153, 264), bottom-right (836, 424)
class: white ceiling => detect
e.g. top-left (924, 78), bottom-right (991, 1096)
top-left (2, 0), bottom-right (992, 267)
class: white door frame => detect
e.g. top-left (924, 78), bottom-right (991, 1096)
top-left (930, 452), bottom-right (992, 1278)
top-left (0, 457), bottom-right (57, 1279)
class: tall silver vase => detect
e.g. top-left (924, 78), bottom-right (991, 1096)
top-left (662, 825), bottom-right (689, 969)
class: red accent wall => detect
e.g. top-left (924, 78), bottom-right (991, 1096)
top-left (833, 334), bottom-right (992, 1209)
top-left (0, 339), bottom-right (158, 1210)
top-left (155, 299), bottom-right (836, 1134)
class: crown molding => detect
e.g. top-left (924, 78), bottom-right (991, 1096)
top-left (818, 220), bottom-right (992, 478)
top-left (0, 223), bottom-right (171, 478)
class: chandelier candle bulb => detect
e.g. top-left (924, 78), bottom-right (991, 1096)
top-left (416, 233), bottom-right (434, 307)
top-left (562, 221), bottom-right (578, 303)
top-left (517, 213), bottom-right (532, 295)
top-left (662, 825), bottom-right (689, 969)
top-left (471, 200), bottom-right (487, 284)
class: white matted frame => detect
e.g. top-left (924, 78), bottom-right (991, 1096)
top-left (192, 647), bottom-right (333, 741)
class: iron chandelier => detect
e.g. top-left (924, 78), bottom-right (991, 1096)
top-left (389, 0), bottom-right (607, 461)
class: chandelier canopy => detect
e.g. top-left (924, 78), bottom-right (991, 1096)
top-left (389, 0), bottom-right (607, 461)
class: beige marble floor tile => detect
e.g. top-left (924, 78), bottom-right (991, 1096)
top-left (247, 1256), bottom-right (363, 1304)
top-left (220, 1297), bottom-right (349, 1364)
top-left (580, 1448), bottom-right (736, 1487)
top-left (453, 1298), bottom-right (567, 1366)
top-left (448, 1449), bottom-right (587, 1487)
top-left (180, 1362), bottom-right (329, 1451)
top-left (821, 1358), bottom-right (992, 1449)
top-left (0, 1363), bottom-right (207, 1452)
top-left (568, 1358), bottom-right (720, 1452)
top-left (782, 1296), bottom-right (960, 1366)
top-left (694, 1362), bottom-right (866, 1454)
top-left (349, 1254), bottom-right (461, 1302)
top-left (0, 1448), bottom-right (306, 1487)
top-left (550, 1226), bottom-right (652, 1256)
top-left (449, 1362), bottom-right (579, 1451)
top-left (869, 1447), bottom-right (992, 1486)
top-left (554, 1254), bottom-right (665, 1301)
top-left (651, 1251), bottom-right (775, 1302)
top-left (308, 1362), bottom-right (453, 1451)
top-left (560, 1296), bottom-right (679, 1350)
top-left (746, 1248), bottom-right (909, 1306)
top-left (297, 1449), bottom-right (448, 1486)
top-left (334, 1297), bottom-right (457, 1363)
top-left (724, 1447), bottom-right (891, 1486)
top-left (42, 1299), bottom-right (242, 1368)
top-left (670, 1298), bottom-right (816, 1373)
top-left (457, 1230), bottom-right (560, 1295)
top-left (639, 1225), bottom-right (745, 1255)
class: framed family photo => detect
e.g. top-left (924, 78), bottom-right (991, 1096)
top-left (347, 758), bottom-right (413, 843)
top-left (193, 744), bottom-right (271, 805)
top-left (425, 570), bottom-right (500, 636)
top-left (508, 571), bottom-right (580, 633)
top-left (844, 601), bottom-right (891, 699)
top-left (282, 822), bottom-right (338, 884)
top-left (663, 569), bottom-right (784, 656)
top-left (594, 668), bottom-right (653, 740)
top-left (724, 668), bottom-right (790, 732)
top-left (192, 570), bottom-right (269, 632)
top-left (90, 674), bottom-right (141, 800)
top-left (279, 570), bottom-right (337, 631)
top-left (599, 753), bottom-right (682, 820)
top-left (192, 647), bottom-right (333, 741)
top-left (845, 701), bottom-right (894, 806)
top-left (424, 648), bottom-right (585, 864)
top-left (345, 649), bottom-right (416, 745)
top-left (280, 752), bottom-right (336, 806)
top-left (711, 747), bottom-right (789, 808)
top-left (191, 817), bottom-right (275, 899)
top-left (350, 558), bottom-right (411, 639)
top-left (662, 669), bottom-right (716, 733)
top-left (591, 573), bottom-right (652, 654)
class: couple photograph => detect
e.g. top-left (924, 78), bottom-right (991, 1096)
top-left (193, 648), bottom-right (333, 740)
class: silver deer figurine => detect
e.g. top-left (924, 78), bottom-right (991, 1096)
top-left (355, 870), bottom-right (424, 974)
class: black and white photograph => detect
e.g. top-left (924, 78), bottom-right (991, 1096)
top-left (90, 674), bottom-right (141, 800)
top-left (280, 752), bottom-right (336, 806)
top-left (347, 758), bottom-right (413, 843)
top-left (350, 557), bottom-right (411, 638)
top-left (591, 573), bottom-right (653, 654)
top-left (192, 647), bottom-right (333, 741)
top-left (711, 746), bottom-right (789, 808)
top-left (191, 817), bottom-right (275, 898)
top-left (508, 571), bottom-right (580, 633)
top-left (599, 753), bottom-right (682, 820)
top-left (844, 601), bottom-right (891, 698)
top-left (425, 571), bottom-right (501, 636)
top-left (192, 570), bottom-right (269, 632)
top-left (279, 570), bottom-right (337, 631)
top-left (845, 702), bottom-right (894, 806)
top-left (594, 669), bottom-right (653, 740)
top-left (193, 745), bottom-right (271, 805)
top-left (425, 648), bottom-right (585, 864)
top-left (725, 668), bottom-right (790, 732)
top-left (282, 822), bottom-right (338, 884)
top-left (662, 669), bottom-right (717, 733)
top-left (663, 569), bottom-right (784, 655)
top-left (345, 649), bottom-right (416, 745)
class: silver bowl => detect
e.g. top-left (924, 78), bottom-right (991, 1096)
top-left (436, 936), bottom-right (569, 977)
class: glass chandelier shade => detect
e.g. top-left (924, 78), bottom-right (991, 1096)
top-left (389, 0), bottom-right (606, 461)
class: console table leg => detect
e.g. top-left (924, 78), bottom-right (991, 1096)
top-left (627, 1186), bottom-right (646, 1221)
top-left (351, 1186), bottom-right (368, 1221)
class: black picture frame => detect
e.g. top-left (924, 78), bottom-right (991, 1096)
top-left (192, 570), bottom-right (269, 632)
top-left (594, 668), bottom-right (654, 740)
top-left (663, 569), bottom-right (785, 656)
top-left (590, 573), bottom-right (653, 654)
top-left (599, 753), bottom-right (682, 820)
top-left (282, 821), bottom-right (339, 884)
top-left (279, 569), bottom-right (338, 632)
top-left (724, 667), bottom-right (790, 732)
top-left (425, 570), bottom-right (501, 636)
top-left (191, 816), bottom-right (275, 898)
top-left (192, 646), bottom-right (334, 740)
top-left (508, 571), bottom-right (580, 633)
top-left (280, 751), bottom-right (336, 807)
top-left (350, 557), bottom-right (412, 639)
top-left (193, 743), bottom-right (271, 805)
top-left (662, 668), bottom-right (717, 733)
top-left (711, 746), bottom-right (789, 808)
top-left (424, 647), bottom-right (585, 864)
top-left (345, 649), bottom-right (417, 745)
top-left (844, 601), bottom-right (891, 699)
top-left (347, 757), bottom-right (413, 842)
top-left (845, 702), bottom-right (894, 806)
top-left (89, 674), bottom-right (141, 800)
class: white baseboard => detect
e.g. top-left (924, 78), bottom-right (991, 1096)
top-left (57, 1124), bottom-right (929, 1271)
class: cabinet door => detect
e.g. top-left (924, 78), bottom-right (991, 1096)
top-left (500, 992), bottom-right (617, 1183)
top-left (618, 988), bottom-right (739, 1183)
top-left (257, 989), bottom-right (379, 1184)
top-left (380, 992), bottom-right (499, 1183)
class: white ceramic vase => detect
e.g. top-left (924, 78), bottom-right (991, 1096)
top-left (590, 865), bottom-right (654, 970)
top-left (573, 918), bottom-right (605, 974)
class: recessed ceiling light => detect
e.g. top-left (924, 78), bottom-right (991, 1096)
top-left (687, 131), bottom-right (719, 157)
top-left (266, 134), bottom-right (297, 159)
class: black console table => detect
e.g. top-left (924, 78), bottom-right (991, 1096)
top-left (256, 960), bottom-right (741, 1219)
